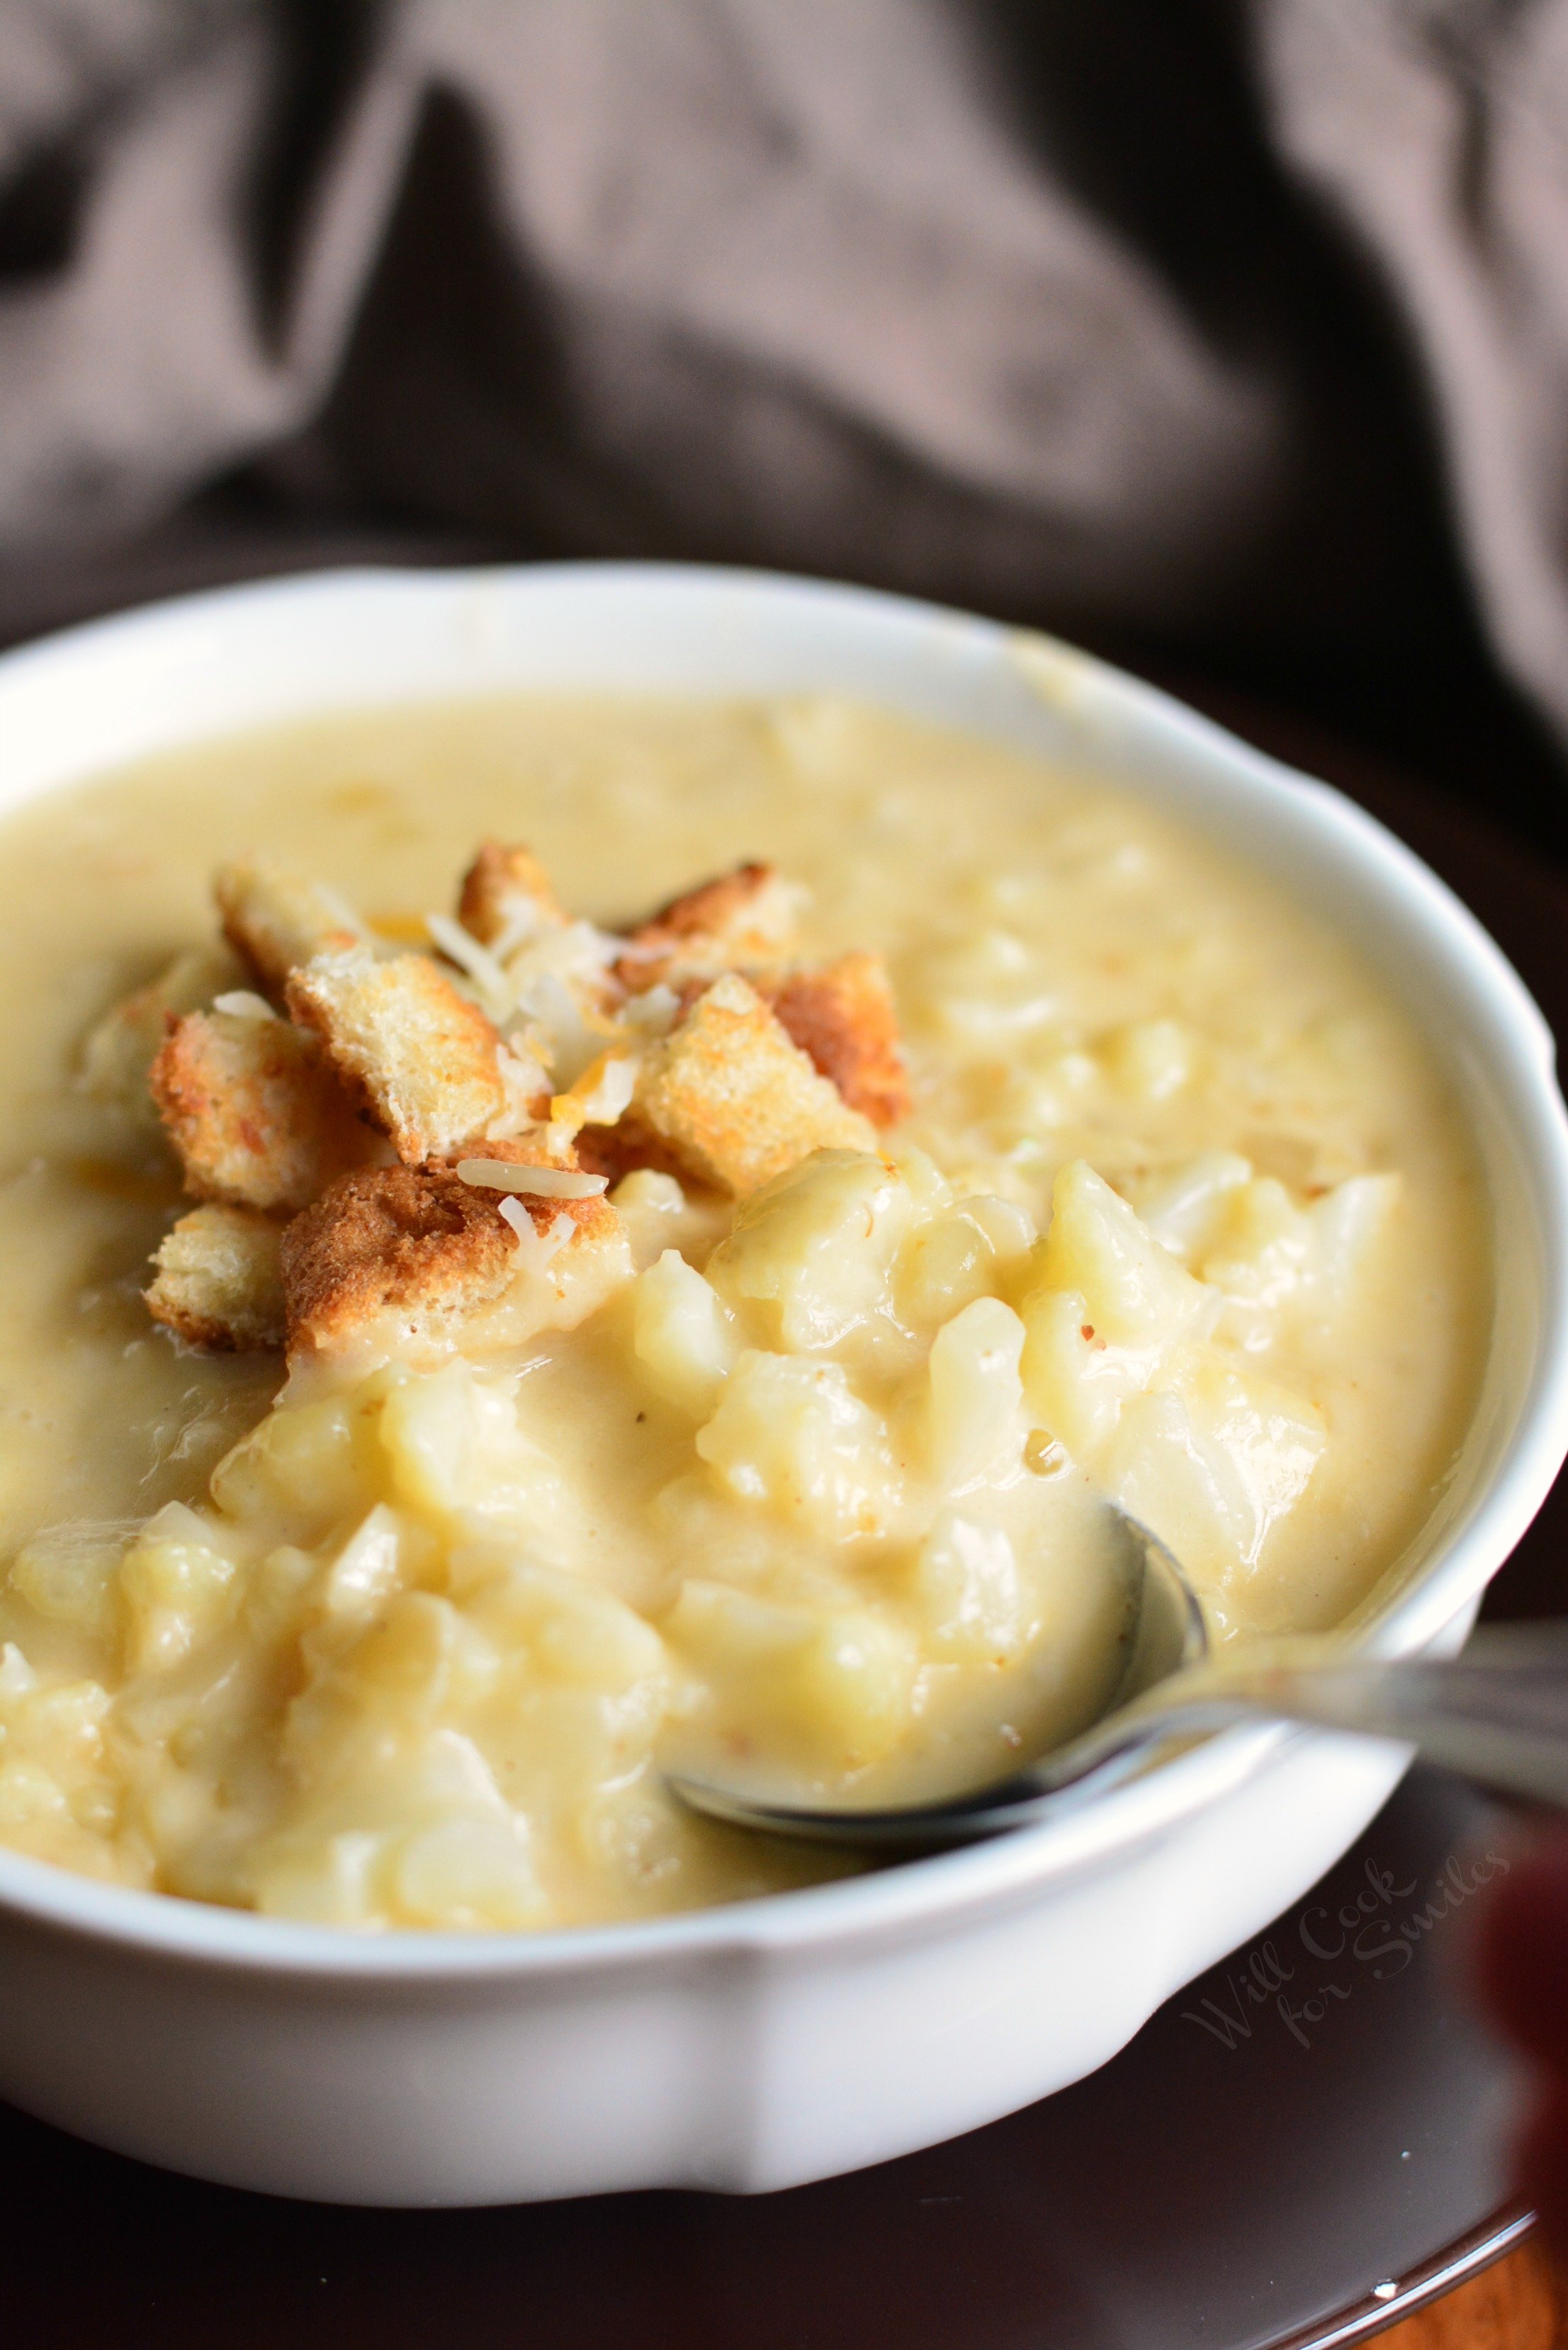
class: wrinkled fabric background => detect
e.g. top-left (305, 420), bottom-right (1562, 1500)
top-left (3, 0), bottom-right (1567, 827)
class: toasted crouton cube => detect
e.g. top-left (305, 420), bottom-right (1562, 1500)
top-left (760, 952), bottom-right (911, 1127)
top-left (286, 948), bottom-right (543, 1164)
top-left (574, 1115), bottom-right (695, 1189)
top-left (215, 859), bottom-right (363, 995)
top-left (458, 842), bottom-right (566, 947)
top-left (633, 973), bottom-right (875, 1196)
top-left (79, 946), bottom-right (245, 1123)
top-left (615, 862), bottom-right (800, 989)
top-left (444, 1132), bottom-right (580, 1175)
top-left (150, 1010), bottom-right (371, 1214)
top-left (145, 1205), bottom-right (285, 1351)
top-left (281, 1163), bottom-right (631, 1369)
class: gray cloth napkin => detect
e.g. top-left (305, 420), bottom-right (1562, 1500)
top-left (1, 0), bottom-right (1565, 755)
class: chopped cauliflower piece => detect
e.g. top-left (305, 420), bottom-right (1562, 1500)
top-left (1132, 1153), bottom-right (1253, 1263)
top-left (1194, 1168), bottom-right (1402, 1340)
top-left (632, 1250), bottom-right (738, 1416)
top-left (695, 1350), bottom-right (901, 1540)
top-left (1020, 1287), bottom-right (1156, 1462)
top-left (898, 1193), bottom-right (1037, 1326)
top-left (1034, 1160), bottom-right (1214, 1352)
top-left (1309, 1173), bottom-right (1401, 1304)
top-left (1106, 1370), bottom-right (1326, 1582)
top-left (913, 1513), bottom-right (1030, 1660)
top-left (1105, 1017), bottom-right (1193, 1102)
top-left (667, 1579), bottom-right (917, 1770)
top-left (925, 1297), bottom-right (1027, 1490)
top-left (1020, 1163), bottom-right (1224, 1464)
top-left (1010, 1156), bottom-right (1360, 1589)
top-left (707, 1148), bottom-right (911, 1348)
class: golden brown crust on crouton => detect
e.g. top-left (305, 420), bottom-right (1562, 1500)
top-left (574, 1113), bottom-right (702, 1190)
top-left (759, 952), bottom-right (910, 1127)
top-left (439, 1132), bottom-right (577, 1173)
top-left (286, 948), bottom-right (542, 1165)
top-left (614, 862), bottom-right (799, 990)
top-left (281, 1163), bottom-right (626, 1364)
top-left (150, 1010), bottom-right (371, 1214)
top-left (632, 973), bottom-right (876, 1195)
top-left (639, 862), bottom-right (784, 943)
top-left (457, 842), bottom-right (565, 946)
top-left (79, 946), bottom-right (246, 1124)
top-left (145, 1204), bottom-right (285, 1351)
top-left (281, 1165), bottom-right (513, 1355)
top-left (214, 861), bottom-right (361, 995)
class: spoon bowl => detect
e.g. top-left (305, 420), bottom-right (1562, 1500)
top-left (672, 1513), bottom-right (1568, 1848)
top-left (670, 1506), bottom-right (1211, 1848)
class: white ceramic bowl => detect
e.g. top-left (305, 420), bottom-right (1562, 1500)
top-left (0, 563), bottom-right (1564, 2207)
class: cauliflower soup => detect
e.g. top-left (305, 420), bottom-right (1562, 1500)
top-left (0, 694), bottom-right (1489, 1930)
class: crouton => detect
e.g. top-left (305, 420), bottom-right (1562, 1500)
top-left (760, 952), bottom-right (910, 1127)
top-left (145, 1205), bottom-right (286, 1351)
top-left (615, 862), bottom-right (800, 989)
top-left (574, 1116), bottom-right (697, 1190)
top-left (150, 1009), bottom-right (371, 1214)
top-left (79, 946), bottom-right (246, 1123)
top-left (286, 948), bottom-right (545, 1165)
top-left (457, 842), bottom-right (566, 947)
top-left (214, 859), bottom-right (363, 995)
top-left (632, 972), bottom-right (876, 1195)
top-left (443, 1132), bottom-right (579, 1175)
top-left (281, 1163), bottom-right (631, 1369)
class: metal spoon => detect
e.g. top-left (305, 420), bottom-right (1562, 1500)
top-left (670, 1508), bottom-right (1568, 1848)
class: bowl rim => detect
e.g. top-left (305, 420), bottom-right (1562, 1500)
top-left (0, 555), bottom-right (1564, 1982)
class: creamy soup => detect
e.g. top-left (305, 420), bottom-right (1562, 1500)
top-left (0, 695), bottom-right (1487, 1929)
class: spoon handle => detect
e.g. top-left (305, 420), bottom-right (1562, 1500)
top-left (1129, 1625), bottom-right (1568, 1810)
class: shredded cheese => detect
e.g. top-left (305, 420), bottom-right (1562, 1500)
top-left (425, 910), bottom-right (514, 1017)
top-left (512, 970), bottom-right (609, 1088)
top-left (212, 990), bottom-right (278, 1021)
top-left (456, 1160), bottom-right (607, 1199)
top-left (560, 1053), bottom-right (637, 1129)
top-left (487, 901), bottom-right (552, 964)
top-left (497, 1198), bottom-right (576, 1265)
top-left (505, 920), bottom-right (621, 998)
top-left (492, 1040), bottom-right (548, 1129)
top-left (623, 984), bottom-right (681, 1036)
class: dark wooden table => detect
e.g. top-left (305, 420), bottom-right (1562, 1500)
top-left (1384, 2242), bottom-right (1566, 2348)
